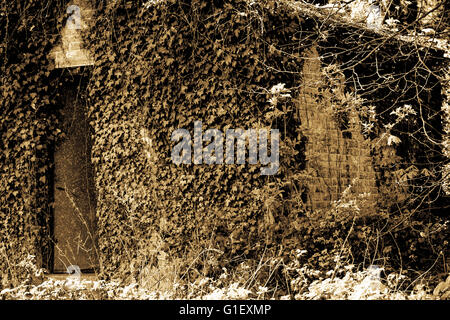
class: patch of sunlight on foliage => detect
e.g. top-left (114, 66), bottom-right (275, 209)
top-left (1, 255), bottom-right (449, 300)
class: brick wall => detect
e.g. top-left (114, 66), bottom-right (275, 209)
top-left (298, 47), bottom-right (378, 210)
top-left (51, 0), bottom-right (94, 68)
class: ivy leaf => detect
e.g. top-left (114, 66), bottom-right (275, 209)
top-left (224, 55), bottom-right (232, 65)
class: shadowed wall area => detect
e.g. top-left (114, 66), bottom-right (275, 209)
top-left (52, 88), bottom-right (97, 273)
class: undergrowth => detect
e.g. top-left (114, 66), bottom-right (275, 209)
top-left (1, 188), bottom-right (449, 300)
top-left (1, 250), bottom-right (449, 300)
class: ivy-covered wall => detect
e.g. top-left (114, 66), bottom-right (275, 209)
top-left (1, 0), bottom-right (448, 283)
top-left (87, 0), bottom-right (316, 278)
top-left (0, 0), bottom-right (70, 285)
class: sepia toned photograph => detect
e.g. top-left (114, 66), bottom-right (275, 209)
top-left (0, 0), bottom-right (449, 306)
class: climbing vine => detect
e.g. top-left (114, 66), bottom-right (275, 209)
top-left (1, 0), bottom-right (448, 285)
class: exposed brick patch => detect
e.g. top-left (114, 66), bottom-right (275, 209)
top-left (298, 47), bottom-right (378, 210)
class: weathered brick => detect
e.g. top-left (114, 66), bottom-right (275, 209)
top-left (298, 47), bottom-right (378, 211)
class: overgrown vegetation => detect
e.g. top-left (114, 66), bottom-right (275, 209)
top-left (1, 251), bottom-right (450, 299)
top-left (1, 0), bottom-right (449, 299)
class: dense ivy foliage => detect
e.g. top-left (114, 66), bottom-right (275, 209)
top-left (0, 0), bottom-right (72, 284)
top-left (86, 0), bottom-right (315, 278)
top-left (1, 0), bottom-right (448, 285)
